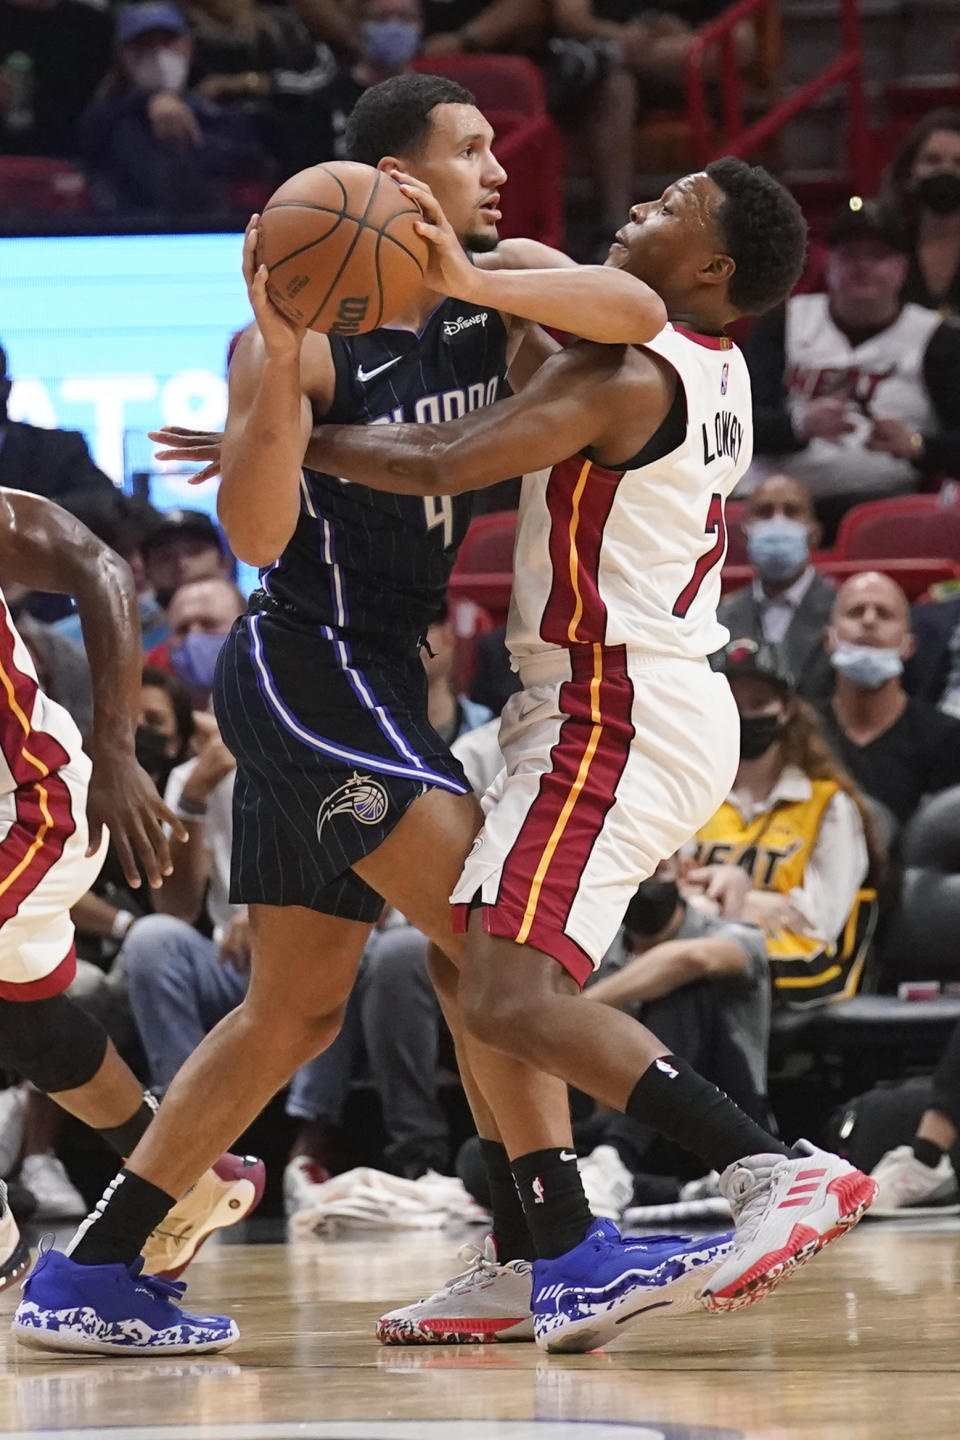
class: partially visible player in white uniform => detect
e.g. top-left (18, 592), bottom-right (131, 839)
top-left (0, 489), bottom-right (264, 1293)
top-left (304, 158), bottom-right (878, 1352)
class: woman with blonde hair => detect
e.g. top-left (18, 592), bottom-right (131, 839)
top-left (688, 638), bottom-right (883, 1008)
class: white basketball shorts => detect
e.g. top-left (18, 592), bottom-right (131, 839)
top-left (0, 748), bottom-right (107, 999)
top-left (451, 643), bottom-right (739, 985)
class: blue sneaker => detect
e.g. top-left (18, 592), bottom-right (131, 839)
top-left (532, 1219), bottom-right (734, 1353)
top-left (11, 1247), bottom-right (239, 1355)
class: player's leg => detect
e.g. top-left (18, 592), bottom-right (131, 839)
top-left (455, 654), bottom-right (875, 1346)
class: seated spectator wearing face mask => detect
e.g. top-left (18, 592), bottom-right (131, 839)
top-left (142, 508), bottom-right (231, 662)
top-left (742, 199), bottom-right (960, 540)
top-left (820, 571), bottom-right (960, 829)
top-left (693, 638), bottom-right (880, 1008)
top-left (161, 575), bottom-right (246, 705)
top-left (716, 473), bottom-right (836, 704)
top-left (80, 1), bottom-right (266, 216)
top-left (882, 109), bottom-right (960, 318)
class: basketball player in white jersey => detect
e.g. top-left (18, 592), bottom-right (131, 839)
top-left (0, 489), bottom-right (263, 1303)
top-left (303, 157), bottom-right (878, 1351)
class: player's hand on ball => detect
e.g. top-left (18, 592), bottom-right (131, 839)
top-left (392, 171), bottom-right (479, 303)
top-left (86, 751), bottom-right (188, 891)
top-left (149, 427), bottom-right (223, 483)
top-left (242, 214), bottom-right (308, 361)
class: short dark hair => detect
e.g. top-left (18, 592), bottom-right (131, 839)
top-left (705, 157), bottom-right (808, 315)
top-left (344, 74), bottom-right (476, 169)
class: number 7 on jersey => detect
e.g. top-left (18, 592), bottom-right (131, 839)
top-left (672, 493), bottom-right (727, 618)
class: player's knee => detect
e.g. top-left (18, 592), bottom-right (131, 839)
top-left (460, 972), bottom-right (526, 1051)
top-left (0, 993), bottom-right (108, 1092)
top-left (243, 993), bottom-right (346, 1062)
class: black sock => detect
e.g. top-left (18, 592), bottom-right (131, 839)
top-left (912, 1137), bottom-right (945, 1169)
top-left (479, 1139), bottom-right (534, 1262)
top-left (96, 1096), bottom-right (158, 1159)
top-left (68, 1168), bottom-right (176, 1268)
top-left (625, 1056), bottom-right (791, 1176)
top-left (511, 1147), bottom-right (594, 1259)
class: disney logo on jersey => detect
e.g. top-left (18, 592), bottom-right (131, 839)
top-left (443, 311), bottom-right (488, 340)
top-left (317, 773), bottom-right (389, 837)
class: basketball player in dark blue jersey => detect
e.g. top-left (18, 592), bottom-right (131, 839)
top-left (14, 73), bottom-right (677, 1355)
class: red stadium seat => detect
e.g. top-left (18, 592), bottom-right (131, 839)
top-left (412, 55), bottom-right (548, 117)
top-left (0, 156), bottom-right (88, 212)
top-left (833, 494), bottom-right (960, 562)
top-left (449, 596), bottom-right (494, 692)
top-left (454, 510), bottom-right (518, 574)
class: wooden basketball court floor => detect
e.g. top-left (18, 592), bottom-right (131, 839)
top-left (0, 1218), bottom-right (957, 1440)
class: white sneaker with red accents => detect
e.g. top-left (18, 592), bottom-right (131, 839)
top-left (699, 1139), bottom-right (877, 1314)
top-left (376, 1236), bottom-right (533, 1345)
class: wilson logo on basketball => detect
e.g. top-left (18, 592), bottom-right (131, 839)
top-left (332, 296), bottom-right (371, 335)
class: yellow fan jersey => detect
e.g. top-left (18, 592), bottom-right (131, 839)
top-left (695, 777), bottom-right (876, 1007)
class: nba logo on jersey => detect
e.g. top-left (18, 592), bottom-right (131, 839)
top-left (655, 1058), bottom-right (680, 1079)
top-left (532, 1176), bottom-right (546, 1205)
top-left (720, 362), bottom-right (730, 395)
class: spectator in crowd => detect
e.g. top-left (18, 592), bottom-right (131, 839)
top-left (820, 571), bottom-right (960, 829)
top-left (551, 0), bottom-right (753, 92)
top-left (0, 0), bottom-right (112, 157)
top-left (81, 1), bottom-right (267, 216)
top-left (882, 108), bottom-right (960, 318)
top-left (573, 855), bottom-right (772, 1219)
top-left (141, 508), bottom-right (230, 612)
top-left (0, 341), bottom-right (113, 509)
top-left (285, 0), bottom-right (424, 164)
top-left (691, 637), bottom-right (878, 1008)
top-left (148, 573), bottom-right (245, 705)
top-left (717, 473), bottom-right (837, 704)
top-left (870, 1015), bottom-right (960, 1216)
top-left (742, 200), bottom-right (960, 540)
top-left (423, 599), bottom-right (492, 742)
top-left (415, 0), bottom-right (636, 250)
top-left (54, 490), bottom-right (170, 653)
top-left (469, 624), bottom-right (521, 717)
top-left (908, 585), bottom-right (960, 716)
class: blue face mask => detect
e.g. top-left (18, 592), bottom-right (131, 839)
top-left (170, 631), bottom-right (226, 694)
top-left (746, 517), bottom-right (811, 583)
top-left (830, 641), bottom-right (904, 690)
top-left (361, 19), bottom-right (422, 68)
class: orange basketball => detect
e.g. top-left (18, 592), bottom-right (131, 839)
top-left (255, 161), bottom-right (429, 336)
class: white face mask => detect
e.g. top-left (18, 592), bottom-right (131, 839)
top-left (830, 641), bottom-right (904, 690)
top-left (130, 47), bottom-right (190, 93)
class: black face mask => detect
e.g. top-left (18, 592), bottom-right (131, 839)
top-left (739, 714), bottom-right (784, 761)
top-left (624, 879), bottom-right (680, 938)
top-left (134, 724), bottom-right (175, 788)
top-left (914, 171), bottom-right (960, 216)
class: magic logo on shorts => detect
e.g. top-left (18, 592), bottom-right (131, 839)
top-left (317, 773), bottom-right (389, 837)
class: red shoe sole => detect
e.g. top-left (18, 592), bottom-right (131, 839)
top-left (701, 1171), bottom-right (878, 1314)
top-left (377, 1315), bottom-right (529, 1346)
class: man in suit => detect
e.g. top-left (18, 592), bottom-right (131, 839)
top-left (717, 473), bottom-right (836, 703)
top-left (0, 342), bottom-right (113, 507)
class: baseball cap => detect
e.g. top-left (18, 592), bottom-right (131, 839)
top-left (827, 197), bottom-right (909, 254)
top-left (117, 2), bottom-right (188, 44)
top-left (719, 637), bottom-right (794, 693)
top-left (141, 508), bottom-right (223, 557)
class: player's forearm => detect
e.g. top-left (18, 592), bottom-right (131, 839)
top-left (219, 356), bottom-right (305, 567)
top-left (307, 421), bottom-right (466, 496)
top-left (73, 548), bottom-right (142, 762)
top-left (462, 265), bottom-right (667, 345)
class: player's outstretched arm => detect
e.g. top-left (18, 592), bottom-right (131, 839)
top-left (307, 343), bottom-right (672, 495)
top-left (396, 174), bottom-right (667, 346)
top-left (0, 488), bottom-right (187, 888)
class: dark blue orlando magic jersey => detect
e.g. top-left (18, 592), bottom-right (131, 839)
top-left (257, 297), bottom-right (509, 645)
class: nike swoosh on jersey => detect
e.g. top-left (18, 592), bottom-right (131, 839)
top-left (357, 356), bottom-right (403, 383)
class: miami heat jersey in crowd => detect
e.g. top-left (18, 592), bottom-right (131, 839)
top-left (508, 323), bottom-right (753, 668)
top-left (453, 324), bottom-right (754, 984)
top-left (0, 587), bottom-right (103, 996)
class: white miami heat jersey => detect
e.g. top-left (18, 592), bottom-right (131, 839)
top-left (507, 323), bottom-right (753, 664)
top-left (0, 585), bottom-right (86, 804)
top-left (775, 293), bottom-right (940, 498)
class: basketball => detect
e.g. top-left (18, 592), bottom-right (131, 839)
top-left (255, 161), bottom-right (429, 336)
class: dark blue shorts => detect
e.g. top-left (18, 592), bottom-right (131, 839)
top-left (213, 607), bottom-right (469, 923)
